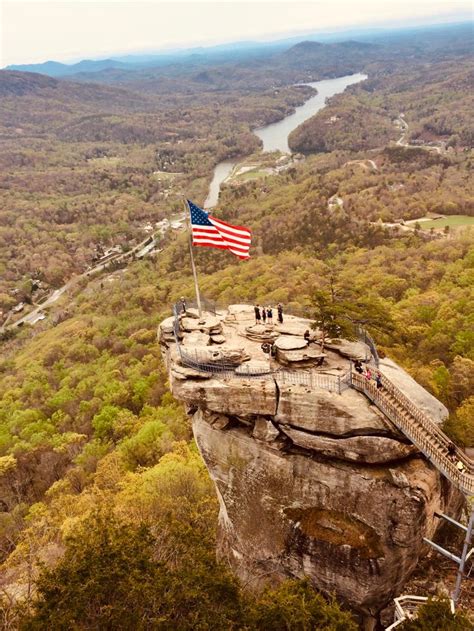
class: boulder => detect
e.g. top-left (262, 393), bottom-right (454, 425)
top-left (185, 307), bottom-right (216, 320)
top-left (182, 332), bottom-right (211, 347)
top-left (158, 316), bottom-right (178, 344)
top-left (279, 425), bottom-right (419, 463)
top-left (274, 335), bottom-right (308, 351)
top-left (244, 325), bottom-right (280, 342)
top-left (276, 347), bottom-right (325, 366)
top-left (235, 360), bottom-right (271, 376)
top-left (159, 315), bottom-right (176, 335)
top-left (181, 316), bottom-right (222, 334)
top-left (160, 308), bottom-right (462, 622)
top-left (211, 334), bottom-right (226, 344)
top-left (182, 346), bottom-right (250, 365)
top-left (274, 320), bottom-right (313, 336)
top-left (379, 358), bottom-right (448, 424)
top-left (252, 418), bottom-right (280, 442)
top-left (171, 363), bottom-right (210, 381)
top-left (324, 339), bottom-right (371, 361)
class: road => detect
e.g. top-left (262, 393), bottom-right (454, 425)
top-left (2, 226), bottom-right (179, 332)
top-left (395, 114), bottom-right (409, 146)
top-left (395, 113), bottom-right (443, 154)
top-left (343, 159), bottom-right (378, 171)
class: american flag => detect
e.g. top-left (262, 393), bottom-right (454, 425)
top-left (187, 200), bottom-right (251, 260)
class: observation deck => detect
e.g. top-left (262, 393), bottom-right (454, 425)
top-left (160, 301), bottom-right (474, 496)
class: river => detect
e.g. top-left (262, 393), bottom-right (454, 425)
top-left (204, 72), bottom-right (367, 208)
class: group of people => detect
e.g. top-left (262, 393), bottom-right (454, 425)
top-left (254, 303), bottom-right (283, 326)
top-left (354, 360), bottom-right (382, 389)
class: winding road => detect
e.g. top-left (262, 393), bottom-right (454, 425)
top-left (2, 231), bottom-right (167, 332)
top-left (395, 113), bottom-right (443, 154)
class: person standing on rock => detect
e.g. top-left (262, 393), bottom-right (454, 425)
top-left (266, 306), bottom-right (273, 325)
top-left (180, 297), bottom-right (187, 314)
top-left (254, 305), bottom-right (261, 325)
top-left (262, 307), bottom-right (267, 324)
top-left (277, 303), bottom-right (283, 324)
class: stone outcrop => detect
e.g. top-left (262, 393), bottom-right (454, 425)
top-left (159, 305), bottom-right (459, 622)
top-left (324, 338), bottom-right (371, 361)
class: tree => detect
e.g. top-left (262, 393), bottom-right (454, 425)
top-left (397, 596), bottom-right (472, 631)
top-left (19, 510), bottom-right (165, 630)
top-left (311, 272), bottom-right (394, 352)
top-left (19, 509), bottom-right (243, 631)
top-left (247, 579), bottom-right (357, 631)
top-left (311, 290), bottom-right (354, 352)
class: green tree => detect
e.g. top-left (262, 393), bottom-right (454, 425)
top-left (398, 596), bottom-right (472, 631)
top-left (247, 579), bottom-right (357, 631)
top-left (311, 286), bottom-right (394, 352)
top-left (19, 508), bottom-right (244, 631)
top-left (19, 511), bottom-right (166, 630)
top-left (311, 289), bottom-right (354, 352)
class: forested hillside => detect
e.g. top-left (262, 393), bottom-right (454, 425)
top-left (0, 22), bottom-right (473, 629)
top-left (289, 59), bottom-right (474, 152)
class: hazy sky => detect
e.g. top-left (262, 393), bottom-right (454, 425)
top-left (1, 0), bottom-right (472, 67)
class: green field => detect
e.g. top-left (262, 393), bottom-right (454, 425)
top-left (236, 169), bottom-right (270, 181)
top-left (420, 215), bottom-right (474, 229)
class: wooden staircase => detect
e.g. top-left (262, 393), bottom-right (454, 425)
top-left (351, 372), bottom-right (474, 496)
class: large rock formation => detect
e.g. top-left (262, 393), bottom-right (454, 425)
top-left (159, 305), bottom-right (460, 624)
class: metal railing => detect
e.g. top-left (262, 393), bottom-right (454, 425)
top-left (276, 369), bottom-right (351, 394)
top-left (351, 372), bottom-right (474, 495)
top-left (175, 298), bottom-right (217, 316)
top-left (385, 595), bottom-right (455, 630)
top-left (356, 324), bottom-right (380, 367)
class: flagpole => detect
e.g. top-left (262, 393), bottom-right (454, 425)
top-left (183, 198), bottom-right (203, 321)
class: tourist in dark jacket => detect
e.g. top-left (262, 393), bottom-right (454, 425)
top-left (254, 305), bottom-right (261, 325)
top-left (267, 307), bottom-right (273, 324)
top-left (277, 303), bottom-right (283, 324)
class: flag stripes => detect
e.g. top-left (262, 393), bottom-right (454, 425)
top-left (187, 199), bottom-right (251, 259)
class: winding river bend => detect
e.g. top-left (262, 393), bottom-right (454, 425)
top-left (204, 72), bottom-right (367, 208)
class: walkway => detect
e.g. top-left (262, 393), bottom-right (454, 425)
top-left (351, 372), bottom-right (474, 496)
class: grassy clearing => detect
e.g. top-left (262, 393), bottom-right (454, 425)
top-left (420, 215), bottom-right (474, 230)
top-left (237, 169), bottom-right (270, 181)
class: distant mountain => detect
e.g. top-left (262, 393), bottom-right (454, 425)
top-left (5, 21), bottom-right (471, 80)
top-left (278, 40), bottom-right (380, 72)
top-left (6, 58), bottom-right (131, 78)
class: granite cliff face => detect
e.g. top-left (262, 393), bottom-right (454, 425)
top-left (159, 305), bottom-right (460, 622)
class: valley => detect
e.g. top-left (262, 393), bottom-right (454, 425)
top-left (0, 20), bottom-right (473, 630)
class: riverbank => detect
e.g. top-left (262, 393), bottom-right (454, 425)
top-left (205, 72), bottom-right (367, 208)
